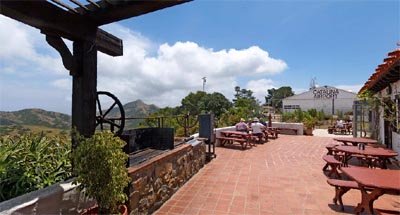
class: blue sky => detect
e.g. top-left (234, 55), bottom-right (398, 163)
top-left (0, 0), bottom-right (399, 114)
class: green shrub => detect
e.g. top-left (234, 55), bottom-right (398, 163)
top-left (0, 133), bottom-right (71, 202)
top-left (72, 131), bottom-right (131, 214)
top-left (307, 109), bottom-right (317, 118)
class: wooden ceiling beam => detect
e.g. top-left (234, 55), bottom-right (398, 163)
top-left (70, 0), bottom-right (90, 12)
top-left (76, 0), bottom-right (191, 26)
top-left (50, 0), bottom-right (79, 14)
top-left (0, 0), bottom-right (122, 56)
top-left (0, 1), bottom-right (94, 41)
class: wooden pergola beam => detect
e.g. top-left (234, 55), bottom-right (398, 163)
top-left (0, 0), bottom-right (191, 139)
top-left (77, 0), bottom-right (190, 26)
top-left (0, 0), bottom-right (123, 56)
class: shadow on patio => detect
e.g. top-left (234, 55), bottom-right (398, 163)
top-left (154, 135), bottom-right (399, 215)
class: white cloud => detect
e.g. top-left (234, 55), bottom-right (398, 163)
top-left (0, 16), bottom-right (66, 77)
top-left (245, 79), bottom-right (276, 103)
top-left (0, 19), bottom-right (287, 113)
top-left (51, 78), bottom-right (72, 90)
top-left (97, 23), bottom-right (287, 108)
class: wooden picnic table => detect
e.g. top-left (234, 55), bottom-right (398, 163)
top-left (341, 167), bottom-right (400, 215)
top-left (266, 127), bottom-right (279, 138)
top-left (217, 130), bottom-right (253, 149)
top-left (334, 137), bottom-right (378, 146)
top-left (335, 145), bottom-right (398, 169)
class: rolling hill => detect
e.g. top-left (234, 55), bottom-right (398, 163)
top-left (0, 100), bottom-right (160, 136)
top-left (0, 109), bottom-right (71, 129)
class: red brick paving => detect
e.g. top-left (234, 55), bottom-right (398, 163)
top-left (154, 135), bottom-right (400, 215)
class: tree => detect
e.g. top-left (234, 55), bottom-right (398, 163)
top-left (201, 92), bottom-right (232, 118)
top-left (265, 86), bottom-right (294, 110)
top-left (232, 86), bottom-right (261, 119)
top-left (180, 91), bottom-right (207, 115)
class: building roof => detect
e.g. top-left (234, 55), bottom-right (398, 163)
top-left (359, 49), bottom-right (400, 94)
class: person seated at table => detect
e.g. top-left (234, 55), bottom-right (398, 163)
top-left (250, 117), bottom-right (266, 143)
top-left (247, 118), bottom-right (253, 128)
top-left (336, 119), bottom-right (344, 128)
top-left (259, 118), bottom-right (267, 126)
top-left (235, 118), bottom-right (249, 132)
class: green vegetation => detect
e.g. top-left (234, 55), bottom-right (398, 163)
top-left (72, 131), bottom-right (130, 214)
top-left (265, 86), bottom-right (294, 112)
top-left (0, 133), bottom-right (71, 202)
top-left (358, 90), bottom-right (399, 138)
top-left (0, 125), bottom-right (68, 137)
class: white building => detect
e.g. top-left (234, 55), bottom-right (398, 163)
top-left (282, 86), bottom-right (357, 114)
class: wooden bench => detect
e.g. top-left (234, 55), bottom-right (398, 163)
top-left (375, 209), bottom-right (400, 215)
top-left (322, 155), bottom-right (342, 178)
top-left (216, 136), bottom-right (248, 149)
top-left (327, 179), bottom-right (359, 211)
top-left (278, 127), bottom-right (298, 135)
top-left (266, 128), bottom-right (279, 138)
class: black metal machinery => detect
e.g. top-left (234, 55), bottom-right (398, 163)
top-left (96, 91), bottom-right (125, 136)
top-left (198, 114), bottom-right (216, 161)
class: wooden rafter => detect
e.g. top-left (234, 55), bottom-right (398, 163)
top-left (0, 0), bottom-right (190, 56)
top-left (0, 0), bottom-right (190, 139)
top-left (74, 0), bottom-right (190, 26)
top-left (359, 49), bottom-right (400, 94)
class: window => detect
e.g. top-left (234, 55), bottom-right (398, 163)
top-left (284, 105), bottom-right (300, 110)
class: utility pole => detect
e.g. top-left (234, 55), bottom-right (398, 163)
top-left (202, 77), bottom-right (206, 92)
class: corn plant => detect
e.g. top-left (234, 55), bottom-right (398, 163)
top-left (0, 133), bottom-right (71, 202)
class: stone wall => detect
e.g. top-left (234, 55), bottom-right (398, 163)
top-left (127, 141), bottom-right (206, 215)
top-left (0, 141), bottom-right (206, 215)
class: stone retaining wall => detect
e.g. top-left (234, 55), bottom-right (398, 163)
top-left (127, 141), bottom-right (206, 215)
top-left (0, 140), bottom-right (206, 215)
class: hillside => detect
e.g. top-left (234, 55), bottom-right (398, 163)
top-left (0, 109), bottom-right (71, 129)
top-left (0, 100), bottom-right (160, 135)
top-left (110, 99), bottom-right (160, 129)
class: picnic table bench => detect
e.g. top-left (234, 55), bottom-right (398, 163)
top-left (327, 179), bottom-right (359, 211)
top-left (217, 130), bottom-right (253, 149)
top-left (277, 127), bottom-right (298, 135)
top-left (266, 127), bottom-right (279, 138)
top-left (322, 155), bottom-right (342, 178)
top-left (341, 167), bottom-right (400, 215)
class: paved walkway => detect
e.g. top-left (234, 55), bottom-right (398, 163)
top-left (154, 135), bottom-right (399, 215)
top-left (313, 129), bottom-right (352, 138)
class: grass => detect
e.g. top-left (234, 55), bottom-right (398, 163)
top-left (0, 125), bottom-right (69, 137)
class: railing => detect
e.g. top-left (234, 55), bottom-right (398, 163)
top-left (106, 114), bottom-right (200, 137)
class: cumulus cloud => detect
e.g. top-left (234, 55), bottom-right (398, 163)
top-left (97, 23), bottom-right (287, 107)
top-left (245, 79), bottom-right (276, 103)
top-left (0, 16), bottom-right (65, 76)
top-left (0, 18), bottom-right (287, 113)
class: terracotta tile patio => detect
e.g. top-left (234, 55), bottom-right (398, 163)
top-left (154, 135), bottom-right (400, 215)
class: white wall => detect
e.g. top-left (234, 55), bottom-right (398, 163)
top-left (282, 86), bottom-right (356, 114)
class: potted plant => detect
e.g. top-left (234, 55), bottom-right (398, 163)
top-left (303, 117), bottom-right (317, 136)
top-left (72, 131), bottom-right (131, 215)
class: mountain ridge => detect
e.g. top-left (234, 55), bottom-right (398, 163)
top-left (0, 100), bottom-right (160, 133)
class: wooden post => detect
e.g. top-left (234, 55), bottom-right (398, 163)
top-left (268, 114), bottom-right (272, 127)
top-left (71, 39), bottom-right (97, 147)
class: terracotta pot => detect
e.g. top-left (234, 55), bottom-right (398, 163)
top-left (305, 129), bottom-right (313, 136)
top-left (82, 205), bottom-right (127, 215)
